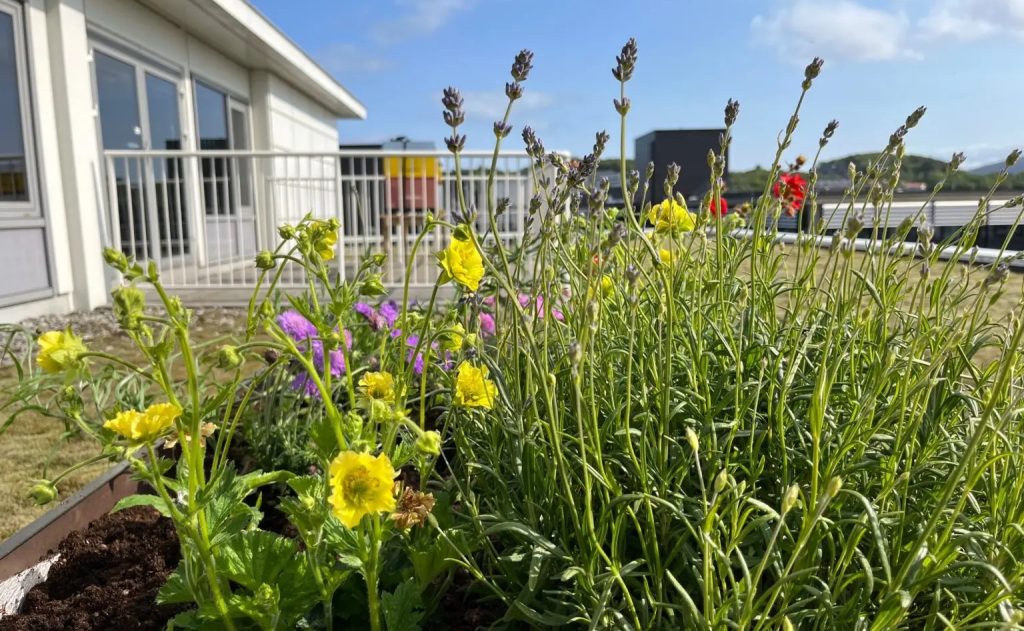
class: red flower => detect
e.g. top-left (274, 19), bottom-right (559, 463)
top-left (772, 172), bottom-right (807, 217)
top-left (709, 196), bottom-right (728, 217)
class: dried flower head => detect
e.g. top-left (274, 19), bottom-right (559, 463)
top-left (390, 487), bottom-right (437, 529)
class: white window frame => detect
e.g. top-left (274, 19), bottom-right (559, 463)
top-left (0, 0), bottom-right (42, 219)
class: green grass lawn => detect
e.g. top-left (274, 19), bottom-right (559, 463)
top-left (0, 308), bottom-right (245, 540)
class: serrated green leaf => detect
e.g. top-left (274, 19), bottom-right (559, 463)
top-left (381, 578), bottom-right (424, 631)
top-left (111, 493), bottom-right (171, 518)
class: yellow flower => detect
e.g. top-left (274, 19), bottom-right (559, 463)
top-left (443, 322), bottom-right (465, 352)
top-left (104, 402), bottom-right (181, 442)
top-left (359, 371), bottom-right (396, 402)
top-left (308, 220), bottom-right (338, 261)
top-left (648, 199), bottom-right (695, 234)
top-left (36, 329), bottom-right (87, 374)
top-left (328, 451), bottom-right (397, 528)
top-left (438, 235), bottom-right (484, 292)
top-left (587, 275), bottom-right (615, 301)
top-left (453, 361), bottom-right (497, 409)
top-left (659, 248), bottom-right (674, 265)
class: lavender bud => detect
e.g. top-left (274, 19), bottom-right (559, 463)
top-left (493, 121), bottom-right (512, 139)
top-left (724, 98), bottom-right (740, 126)
top-left (820, 119), bottom-right (839, 147)
top-left (442, 86), bottom-right (463, 114)
top-left (511, 49), bottom-right (534, 82)
top-left (505, 81), bottom-right (523, 101)
top-left (950, 152), bottom-right (966, 171)
top-left (1006, 149), bottom-right (1022, 169)
top-left (905, 106), bottom-right (927, 130)
top-left (666, 162), bottom-right (680, 189)
top-left (612, 38), bottom-right (638, 82)
top-left (445, 133), bottom-right (466, 154)
top-left (443, 109), bottom-right (464, 128)
top-left (645, 161), bottom-right (655, 183)
top-left (802, 57), bottom-right (824, 89)
top-left (593, 131), bottom-right (610, 159)
top-left (628, 169), bottom-right (640, 194)
top-left (614, 97), bottom-right (631, 115)
top-left (522, 126), bottom-right (545, 159)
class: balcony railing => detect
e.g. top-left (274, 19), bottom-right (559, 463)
top-left (101, 150), bottom-right (537, 294)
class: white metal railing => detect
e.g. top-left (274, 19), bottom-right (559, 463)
top-left (777, 198), bottom-right (1021, 232)
top-left (101, 150), bottom-right (536, 291)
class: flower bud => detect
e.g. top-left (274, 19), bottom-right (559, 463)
top-left (342, 410), bottom-right (363, 437)
top-left (826, 476), bottom-right (843, 498)
top-left (103, 247), bottom-right (130, 272)
top-left (714, 469), bottom-right (729, 494)
top-left (781, 483), bottom-right (800, 514)
top-left (416, 430), bottom-right (442, 456)
top-left (255, 250), bottom-right (275, 270)
top-left (359, 275), bottom-right (387, 297)
top-left (28, 479), bottom-right (58, 505)
top-left (216, 345), bottom-right (243, 370)
top-left (685, 427), bottom-right (699, 453)
top-left (278, 224), bottom-right (296, 240)
top-left (369, 399), bottom-right (393, 424)
top-left (112, 285), bottom-right (146, 332)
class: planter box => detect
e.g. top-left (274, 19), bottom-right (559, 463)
top-left (0, 463), bottom-right (139, 617)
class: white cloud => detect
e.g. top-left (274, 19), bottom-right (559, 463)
top-left (317, 43), bottom-right (393, 77)
top-left (459, 90), bottom-right (553, 120)
top-left (919, 0), bottom-right (1024, 41)
top-left (751, 0), bottom-right (921, 62)
top-left (371, 0), bottom-right (474, 45)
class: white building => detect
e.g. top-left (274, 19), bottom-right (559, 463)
top-left (0, 0), bottom-right (366, 322)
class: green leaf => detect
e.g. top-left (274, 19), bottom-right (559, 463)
top-left (381, 578), bottom-right (424, 631)
top-left (156, 564), bottom-right (195, 605)
top-left (218, 530), bottom-right (320, 628)
top-left (111, 493), bottom-right (171, 518)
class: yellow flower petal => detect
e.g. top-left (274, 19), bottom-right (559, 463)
top-left (328, 451), bottom-right (397, 528)
top-left (359, 371), bottom-right (396, 402)
top-left (453, 361), bottom-right (497, 409)
top-left (36, 330), bottom-right (87, 374)
top-left (103, 402), bottom-right (181, 442)
top-left (439, 236), bottom-right (484, 292)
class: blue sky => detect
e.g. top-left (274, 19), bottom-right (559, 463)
top-left (253, 0), bottom-right (1023, 170)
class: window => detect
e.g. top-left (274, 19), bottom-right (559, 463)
top-left (0, 0), bottom-right (51, 305)
top-left (0, 8), bottom-right (31, 205)
top-left (194, 80), bottom-right (251, 216)
top-left (94, 46), bottom-right (188, 258)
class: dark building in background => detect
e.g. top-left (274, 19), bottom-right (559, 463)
top-left (635, 129), bottom-right (726, 205)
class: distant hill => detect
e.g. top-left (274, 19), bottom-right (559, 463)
top-left (727, 153), bottom-right (1024, 195)
top-left (971, 160), bottom-right (1024, 176)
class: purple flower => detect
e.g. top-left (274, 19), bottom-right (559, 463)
top-left (479, 312), bottom-right (496, 337)
top-left (379, 301), bottom-right (400, 328)
top-left (277, 310), bottom-right (317, 341)
top-left (517, 293), bottom-right (564, 322)
top-left (405, 334), bottom-right (425, 376)
top-left (354, 300), bottom-right (401, 331)
top-left (288, 326), bottom-right (352, 399)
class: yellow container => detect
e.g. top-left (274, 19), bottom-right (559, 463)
top-left (384, 156), bottom-right (441, 179)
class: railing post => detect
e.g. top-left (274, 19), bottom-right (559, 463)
top-left (334, 153), bottom-right (346, 282)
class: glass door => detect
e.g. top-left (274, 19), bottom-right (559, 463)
top-left (94, 48), bottom-right (188, 261)
top-left (195, 79), bottom-right (255, 263)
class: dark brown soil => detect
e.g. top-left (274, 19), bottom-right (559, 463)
top-left (0, 506), bottom-right (185, 631)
